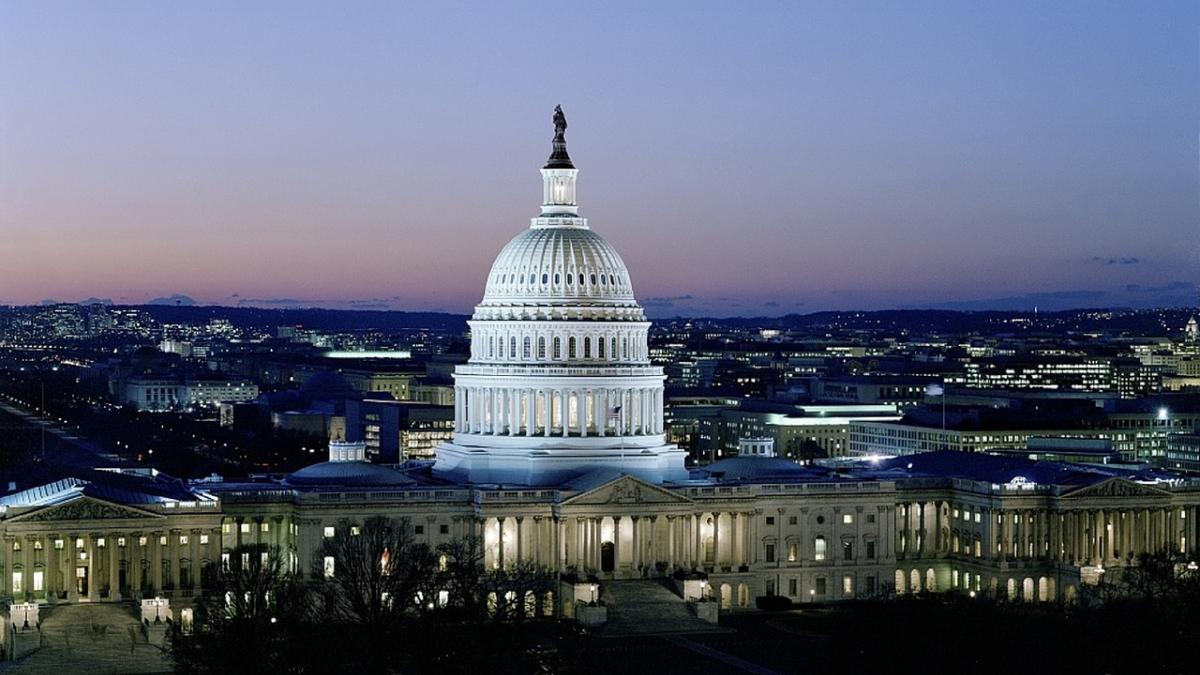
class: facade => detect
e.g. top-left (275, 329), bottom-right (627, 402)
top-left (3, 112), bottom-right (1200, 621)
top-left (121, 377), bottom-right (257, 411)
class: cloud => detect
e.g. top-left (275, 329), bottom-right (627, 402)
top-left (641, 294), bottom-right (697, 307)
top-left (147, 294), bottom-right (196, 306)
top-left (1126, 281), bottom-right (1194, 294)
top-left (1091, 256), bottom-right (1141, 265)
top-left (763, 301), bottom-right (780, 307)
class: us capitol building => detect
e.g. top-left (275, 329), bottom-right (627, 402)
top-left (2, 110), bottom-right (1199, 621)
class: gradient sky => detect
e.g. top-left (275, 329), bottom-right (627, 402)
top-left (2, 1), bottom-right (1198, 317)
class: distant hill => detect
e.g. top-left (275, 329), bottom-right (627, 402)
top-left (133, 304), bottom-right (469, 332)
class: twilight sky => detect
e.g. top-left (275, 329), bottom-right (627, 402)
top-left (1, 1), bottom-right (1197, 317)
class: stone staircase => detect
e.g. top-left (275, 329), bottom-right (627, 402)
top-left (599, 580), bottom-right (725, 636)
top-left (3, 603), bottom-right (171, 674)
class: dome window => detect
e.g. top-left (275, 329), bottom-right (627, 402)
top-left (600, 274), bottom-right (607, 285)
top-left (537, 337), bottom-right (546, 359)
top-left (583, 337), bottom-right (592, 359)
top-left (554, 273), bottom-right (560, 284)
top-left (568, 337), bottom-right (577, 359)
top-left (552, 337), bottom-right (561, 359)
top-left (578, 273), bottom-right (584, 286)
top-left (509, 337), bottom-right (517, 359)
top-left (590, 274), bottom-right (597, 286)
top-left (610, 337), bottom-right (617, 359)
top-left (530, 273), bottom-right (536, 284)
top-left (566, 274), bottom-right (573, 285)
top-left (523, 337), bottom-right (531, 360)
top-left (598, 338), bottom-right (606, 359)
top-left (542, 273), bottom-right (548, 284)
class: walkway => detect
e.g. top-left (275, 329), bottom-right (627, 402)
top-left (2, 603), bottom-right (172, 674)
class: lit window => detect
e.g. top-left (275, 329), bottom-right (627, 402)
top-left (222, 523), bottom-right (231, 534)
top-left (843, 575), bottom-right (854, 596)
top-left (200, 534), bottom-right (209, 545)
top-left (324, 526), bottom-right (335, 538)
top-left (842, 514), bottom-right (853, 525)
top-left (54, 539), bottom-right (63, 550)
top-left (350, 526), bottom-right (360, 536)
top-left (76, 538), bottom-right (84, 549)
top-left (159, 536), bottom-right (167, 546)
top-left (12, 572), bottom-right (22, 594)
top-left (260, 522), bottom-right (270, 533)
top-left (221, 553), bottom-right (230, 569)
top-left (323, 556), bottom-right (336, 579)
top-left (787, 543), bottom-right (797, 562)
top-left (33, 540), bottom-right (43, 550)
top-left (814, 536), bottom-right (827, 561)
top-left (180, 535), bottom-right (188, 545)
top-left (240, 523), bottom-right (250, 534)
top-left (33, 570), bottom-right (44, 592)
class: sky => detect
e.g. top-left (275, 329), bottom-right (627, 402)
top-left (1, 1), bottom-right (1198, 317)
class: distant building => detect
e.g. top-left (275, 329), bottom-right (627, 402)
top-left (344, 398), bottom-right (454, 462)
top-left (811, 376), bottom-right (935, 409)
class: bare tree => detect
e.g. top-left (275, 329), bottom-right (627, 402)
top-left (169, 545), bottom-right (310, 675)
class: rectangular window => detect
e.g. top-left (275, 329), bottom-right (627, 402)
top-left (261, 522), bottom-right (270, 533)
top-left (814, 537), bottom-right (827, 561)
top-left (323, 556), bottom-right (335, 579)
top-left (788, 578), bottom-right (797, 596)
top-left (118, 537), bottom-right (126, 548)
top-left (54, 539), bottom-right (63, 550)
top-left (787, 543), bottom-right (798, 562)
top-left (139, 536), bottom-right (148, 546)
top-left (843, 575), bottom-right (853, 597)
top-left (866, 541), bottom-right (876, 560)
top-left (350, 526), bottom-right (360, 536)
top-left (222, 523), bottom-right (231, 534)
top-left (842, 514), bottom-right (853, 525)
top-left (240, 523), bottom-right (250, 534)
top-left (324, 526), bottom-right (335, 538)
top-left (815, 577), bottom-right (827, 597)
top-left (200, 534), bottom-right (209, 545)
top-left (865, 575), bottom-right (877, 595)
top-left (766, 516), bottom-right (775, 526)
top-left (439, 524), bottom-right (449, 535)
top-left (12, 572), bottom-right (21, 594)
top-left (415, 525), bottom-right (425, 535)
top-left (221, 553), bottom-right (230, 570)
top-left (765, 544), bottom-right (776, 563)
top-left (842, 541), bottom-right (853, 561)
top-left (33, 570), bottom-right (44, 592)
top-left (867, 514), bottom-right (876, 524)
top-left (180, 535), bottom-right (188, 546)
top-left (789, 516), bottom-right (798, 525)
top-left (974, 512), bottom-right (981, 523)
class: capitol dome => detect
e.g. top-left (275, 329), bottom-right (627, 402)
top-left (433, 107), bottom-right (687, 487)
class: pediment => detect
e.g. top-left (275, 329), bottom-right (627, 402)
top-left (1063, 478), bottom-right (1170, 500)
top-left (8, 496), bottom-right (164, 523)
top-left (563, 475), bottom-right (692, 507)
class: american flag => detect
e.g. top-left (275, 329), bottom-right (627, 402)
top-left (607, 405), bottom-right (622, 421)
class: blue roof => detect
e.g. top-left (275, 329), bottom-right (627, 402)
top-left (869, 450), bottom-right (1157, 487)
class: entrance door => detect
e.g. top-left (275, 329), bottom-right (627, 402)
top-left (601, 542), bottom-right (615, 573)
top-left (76, 566), bottom-right (88, 596)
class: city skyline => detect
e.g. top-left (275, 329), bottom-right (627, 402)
top-left (2, 1), bottom-right (1198, 317)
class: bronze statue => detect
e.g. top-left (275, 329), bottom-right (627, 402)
top-left (553, 105), bottom-right (567, 142)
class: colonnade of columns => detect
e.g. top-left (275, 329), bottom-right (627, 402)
top-left (898, 501), bottom-right (1200, 567)
top-left (0, 526), bottom-right (223, 603)
top-left (480, 510), bottom-right (758, 577)
top-left (455, 385), bottom-right (664, 437)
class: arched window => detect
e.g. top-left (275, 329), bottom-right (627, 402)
top-left (568, 337), bottom-right (577, 359)
top-left (537, 337), bottom-right (546, 359)
top-left (601, 274), bottom-right (607, 286)
top-left (509, 337), bottom-right (517, 359)
top-left (590, 274), bottom-right (596, 285)
top-left (522, 337), bottom-right (531, 360)
top-left (611, 337), bottom-right (617, 360)
top-left (530, 273), bottom-right (536, 284)
top-left (542, 273), bottom-right (548, 284)
top-left (488, 336), bottom-right (495, 358)
top-left (554, 273), bottom-right (560, 284)
top-left (578, 273), bottom-right (584, 285)
top-left (552, 337), bottom-right (561, 359)
top-left (598, 337), bottom-right (606, 359)
top-left (566, 273), bottom-right (573, 285)
top-left (622, 337), bottom-right (628, 360)
top-left (583, 337), bottom-right (591, 358)
top-left (814, 536), bottom-right (827, 561)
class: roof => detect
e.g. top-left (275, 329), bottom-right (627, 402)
top-left (0, 466), bottom-right (213, 508)
top-left (868, 450), bottom-right (1164, 487)
top-left (283, 460), bottom-right (417, 488)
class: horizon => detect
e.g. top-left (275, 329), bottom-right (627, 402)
top-left (3, 2), bottom-right (1197, 316)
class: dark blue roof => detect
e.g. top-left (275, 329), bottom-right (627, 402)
top-left (870, 450), bottom-right (1154, 487)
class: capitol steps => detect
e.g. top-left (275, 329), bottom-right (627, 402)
top-left (599, 580), bottom-right (726, 637)
top-left (3, 603), bottom-right (171, 674)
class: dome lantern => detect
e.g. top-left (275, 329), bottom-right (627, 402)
top-left (538, 105), bottom-right (582, 224)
